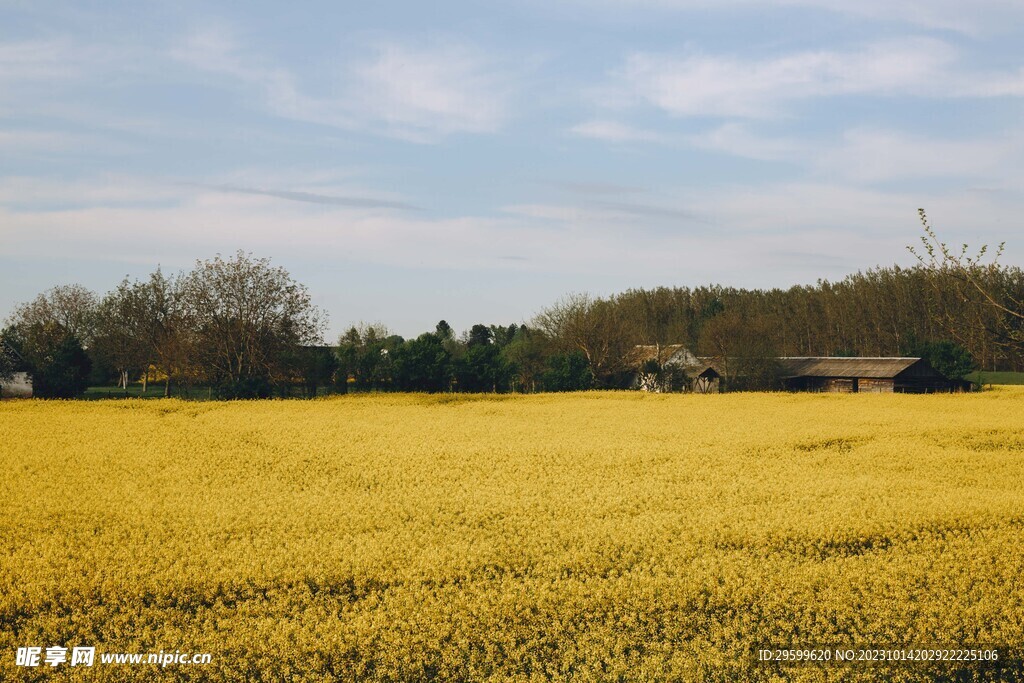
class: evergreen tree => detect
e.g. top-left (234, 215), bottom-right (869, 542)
top-left (541, 351), bottom-right (593, 391)
top-left (29, 335), bottom-right (92, 398)
top-left (392, 333), bottom-right (452, 392)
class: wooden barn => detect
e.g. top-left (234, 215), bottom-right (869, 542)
top-left (777, 357), bottom-right (969, 393)
top-left (626, 345), bottom-right (721, 393)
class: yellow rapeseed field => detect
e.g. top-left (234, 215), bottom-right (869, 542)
top-left (2, 390), bottom-right (1023, 681)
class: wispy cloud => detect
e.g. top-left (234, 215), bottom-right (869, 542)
top-left (169, 25), bottom-right (326, 125)
top-left (589, 199), bottom-right (710, 224)
top-left (688, 123), bottom-right (802, 161)
top-left (0, 129), bottom-right (135, 156)
top-left (0, 36), bottom-right (137, 116)
top-left (0, 175), bottom-right (187, 208)
top-left (503, 198), bottom-right (710, 227)
top-left (575, 0), bottom-right (1024, 35)
top-left (199, 184), bottom-right (421, 211)
top-left (0, 39), bottom-right (82, 82)
top-left (552, 181), bottom-right (647, 195)
top-left (4, 173), bottom-right (1024, 316)
top-left (169, 27), bottom-right (516, 142)
top-left (0, 173), bottom-right (420, 213)
top-left (686, 123), bottom-right (1024, 184)
top-left (597, 38), bottom-right (1024, 119)
top-left (814, 128), bottom-right (1024, 183)
top-left (349, 43), bottom-right (512, 141)
top-left (680, 180), bottom-right (1024, 249)
top-left (569, 119), bottom-right (665, 143)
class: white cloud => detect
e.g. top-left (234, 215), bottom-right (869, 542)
top-left (168, 26), bottom-right (245, 76)
top-left (504, 198), bottom-right (704, 225)
top-left (0, 39), bottom-right (81, 82)
top-left (680, 180), bottom-right (1024, 253)
top-left (569, 118), bottom-right (663, 142)
top-left (169, 28), bottom-right (514, 142)
top-left (572, 0), bottom-right (1024, 35)
top-left (569, 119), bottom-right (665, 143)
top-left (685, 123), bottom-right (1024, 185)
top-left (814, 128), bottom-right (1023, 183)
top-left (169, 26), bottom-right (329, 126)
top-left (0, 130), bottom-right (133, 155)
top-left (501, 179), bottom-right (1024, 277)
top-left (776, 0), bottom-right (1024, 34)
top-left (0, 172), bottom-right (422, 217)
top-left (0, 35), bottom-right (149, 86)
top-left (3, 172), bottom-right (1022, 305)
top-left (350, 43), bottom-right (510, 140)
top-left (688, 123), bottom-right (802, 161)
top-left (0, 193), bottom-right (574, 274)
top-left (0, 37), bottom-right (137, 116)
top-left (0, 175), bottom-right (187, 206)
top-left (605, 38), bottom-right (962, 118)
top-left (596, 38), bottom-right (1024, 121)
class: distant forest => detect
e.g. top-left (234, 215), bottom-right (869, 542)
top-left (2, 237), bottom-right (1023, 397)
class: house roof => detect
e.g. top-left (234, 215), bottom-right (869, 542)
top-left (626, 344), bottom-right (692, 368)
top-left (775, 357), bottom-right (923, 379)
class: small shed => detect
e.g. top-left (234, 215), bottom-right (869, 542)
top-left (0, 371), bottom-right (33, 398)
top-left (686, 363), bottom-right (721, 394)
top-left (777, 357), bottom-right (966, 393)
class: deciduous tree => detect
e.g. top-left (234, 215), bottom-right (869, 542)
top-left (534, 293), bottom-right (632, 385)
top-left (4, 285), bottom-right (98, 397)
top-left (910, 208), bottom-right (1024, 356)
top-left (182, 252), bottom-right (324, 397)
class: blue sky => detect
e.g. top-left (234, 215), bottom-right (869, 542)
top-left (2, 1), bottom-right (1023, 338)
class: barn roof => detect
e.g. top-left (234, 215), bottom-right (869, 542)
top-left (775, 357), bottom-right (923, 378)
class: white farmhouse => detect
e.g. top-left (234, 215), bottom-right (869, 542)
top-left (0, 371), bottom-right (32, 398)
top-left (627, 344), bottom-right (720, 393)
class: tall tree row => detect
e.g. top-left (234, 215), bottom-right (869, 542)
top-left (533, 264), bottom-right (1024, 387)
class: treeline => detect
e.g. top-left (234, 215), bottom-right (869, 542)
top-left (1, 252), bottom-right (324, 398)
top-left (336, 321), bottom-right (592, 394)
top-left (2, 252), bottom-right (1022, 398)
